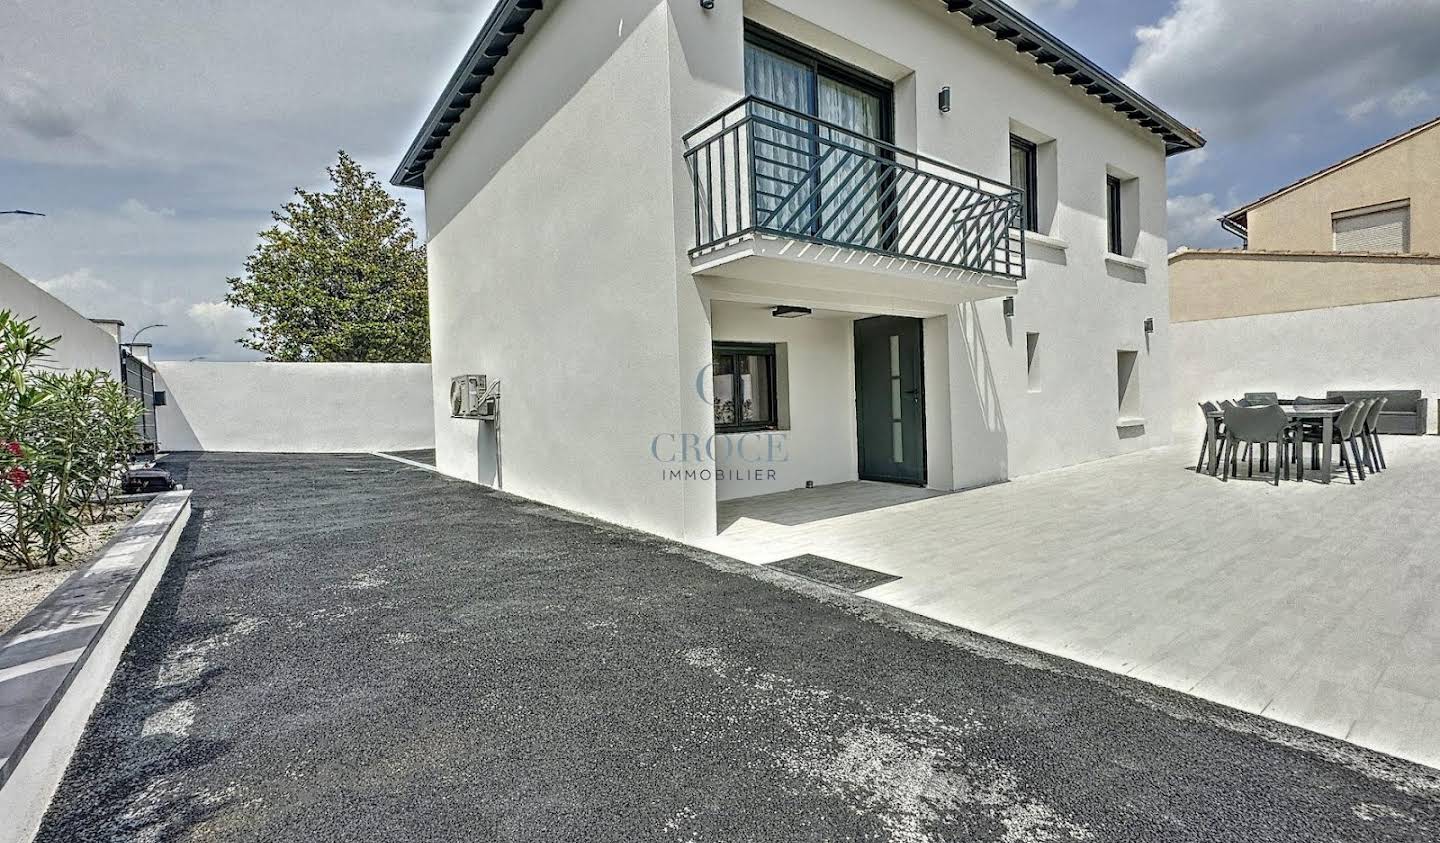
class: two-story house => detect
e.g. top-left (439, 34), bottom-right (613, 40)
top-left (395, 0), bottom-right (1203, 540)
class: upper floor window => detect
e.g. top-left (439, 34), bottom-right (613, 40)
top-left (1106, 175), bottom-right (1124, 255)
top-left (743, 24), bottom-right (892, 142)
top-left (1010, 136), bottom-right (1039, 232)
top-left (1332, 200), bottom-right (1410, 253)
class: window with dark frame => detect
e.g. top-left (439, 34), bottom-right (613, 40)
top-left (712, 343), bottom-right (779, 432)
top-left (1009, 136), bottom-right (1038, 232)
top-left (744, 24), bottom-right (897, 250)
top-left (1106, 175), bottom-right (1123, 255)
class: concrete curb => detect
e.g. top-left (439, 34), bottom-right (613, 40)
top-left (0, 491), bottom-right (193, 843)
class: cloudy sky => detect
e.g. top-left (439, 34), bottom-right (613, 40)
top-left (3, 0), bottom-right (1438, 360)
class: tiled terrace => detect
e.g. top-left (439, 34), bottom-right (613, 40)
top-left (702, 436), bottom-right (1440, 769)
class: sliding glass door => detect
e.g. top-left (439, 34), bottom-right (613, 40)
top-left (744, 26), bottom-right (893, 248)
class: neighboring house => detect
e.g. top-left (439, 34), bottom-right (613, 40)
top-left (1170, 114), bottom-right (1440, 434)
top-left (1220, 114), bottom-right (1439, 254)
top-left (396, 0), bottom-right (1203, 540)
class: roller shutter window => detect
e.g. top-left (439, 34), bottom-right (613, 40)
top-left (1333, 203), bottom-right (1410, 253)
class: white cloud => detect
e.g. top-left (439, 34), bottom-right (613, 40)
top-left (34, 267), bottom-right (259, 361)
top-left (1347, 85), bottom-right (1434, 123)
top-left (37, 268), bottom-right (118, 299)
top-left (1007, 0), bottom-right (1080, 14)
top-left (1167, 193), bottom-right (1231, 249)
top-left (1, 2), bottom-right (464, 361)
top-left (0, 0), bottom-right (492, 171)
top-left (1166, 148), bottom-right (1209, 188)
top-left (1124, 0), bottom-right (1440, 139)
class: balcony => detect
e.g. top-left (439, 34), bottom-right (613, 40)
top-left (683, 97), bottom-right (1025, 307)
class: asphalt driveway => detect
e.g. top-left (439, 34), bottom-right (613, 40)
top-left (36, 453), bottom-right (1440, 842)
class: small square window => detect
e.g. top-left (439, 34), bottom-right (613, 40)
top-left (713, 343), bottom-right (778, 432)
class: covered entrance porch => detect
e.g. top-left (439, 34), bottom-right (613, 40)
top-left (705, 293), bottom-right (954, 511)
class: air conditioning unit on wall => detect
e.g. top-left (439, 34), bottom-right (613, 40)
top-left (450, 375), bottom-right (500, 420)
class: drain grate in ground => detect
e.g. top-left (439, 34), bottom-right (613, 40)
top-left (764, 555), bottom-right (900, 592)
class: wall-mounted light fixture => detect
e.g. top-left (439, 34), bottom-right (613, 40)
top-left (1144, 317), bottom-right (1155, 334)
top-left (938, 86), bottom-right (952, 113)
top-left (772, 305), bottom-right (812, 319)
top-left (700, 0), bottom-right (715, 9)
top-left (1002, 297), bottom-right (1015, 318)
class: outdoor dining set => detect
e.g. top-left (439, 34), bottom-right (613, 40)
top-left (1197, 393), bottom-right (1393, 485)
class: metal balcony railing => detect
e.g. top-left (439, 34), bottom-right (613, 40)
top-left (683, 96), bottom-right (1026, 280)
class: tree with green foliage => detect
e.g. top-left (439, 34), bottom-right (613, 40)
top-left (226, 150), bottom-right (431, 362)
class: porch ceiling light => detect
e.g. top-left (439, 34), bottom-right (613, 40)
top-left (772, 306), bottom-right (812, 319)
top-left (700, 0), bottom-right (714, 8)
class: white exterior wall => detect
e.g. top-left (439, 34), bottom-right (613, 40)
top-left (424, 0), bottom-right (712, 538)
top-left (1, 261), bottom-right (120, 377)
top-left (711, 303), bottom-right (857, 500)
top-left (154, 362), bottom-right (434, 452)
top-left (418, 0), bottom-right (1178, 538)
top-left (1172, 299), bottom-right (1440, 437)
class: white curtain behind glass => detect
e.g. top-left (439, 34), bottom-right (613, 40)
top-left (745, 44), bottom-right (814, 229)
top-left (818, 77), bottom-right (882, 247)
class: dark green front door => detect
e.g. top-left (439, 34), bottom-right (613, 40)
top-left (854, 316), bottom-right (925, 485)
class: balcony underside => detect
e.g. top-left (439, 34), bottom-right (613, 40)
top-left (691, 232), bottom-right (1019, 311)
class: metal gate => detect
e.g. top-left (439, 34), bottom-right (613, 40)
top-left (121, 351), bottom-right (158, 454)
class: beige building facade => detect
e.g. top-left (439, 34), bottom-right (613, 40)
top-left (1174, 114), bottom-right (1440, 324)
top-left (1221, 115), bottom-right (1440, 256)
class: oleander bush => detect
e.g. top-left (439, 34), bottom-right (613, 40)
top-left (0, 310), bottom-right (143, 570)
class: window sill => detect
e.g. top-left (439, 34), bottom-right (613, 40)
top-left (716, 427), bottom-right (787, 436)
top-left (1116, 416), bottom-right (1147, 429)
top-left (1025, 231), bottom-right (1070, 252)
top-left (1105, 252), bottom-right (1149, 271)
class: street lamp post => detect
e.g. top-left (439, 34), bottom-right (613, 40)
top-left (129, 323), bottom-right (167, 344)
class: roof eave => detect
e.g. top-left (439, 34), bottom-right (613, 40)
top-left (393, 0), bottom-right (1205, 189)
top-left (391, 0), bottom-right (543, 189)
top-left (941, 0), bottom-right (1204, 156)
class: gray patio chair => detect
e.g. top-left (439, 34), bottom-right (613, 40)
top-left (1364, 396), bottom-right (1388, 471)
top-left (1221, 404), bottom-right (1293, 486)
top-left (1300, 400), bottom-right (1367, 484)
top-left (1196, 401), bottom-right (1223, 475)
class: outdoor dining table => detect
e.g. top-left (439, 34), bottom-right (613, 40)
top-left (1203, 403), bottom-right (1348, 483)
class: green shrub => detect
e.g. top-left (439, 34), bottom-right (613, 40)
top-left (0, 310), bottom-right (144, 569)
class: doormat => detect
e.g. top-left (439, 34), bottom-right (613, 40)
top-left (764, 555), bottom-right (900, 592)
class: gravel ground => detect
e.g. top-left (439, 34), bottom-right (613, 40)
top-left (35, 453), bottom-right (1440, 842)
top-left (0, 503), bottom-right (142, 634)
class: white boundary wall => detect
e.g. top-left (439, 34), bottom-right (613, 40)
top-left (155, 362), bottom-right (435, 453)
top-left (1, 261), bottom-right (120, 377)
top-left (1172, 297), bottom-right (1440, 436)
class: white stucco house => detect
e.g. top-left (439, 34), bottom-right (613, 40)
top-left (394, 0), bottom-right (1204, 540)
